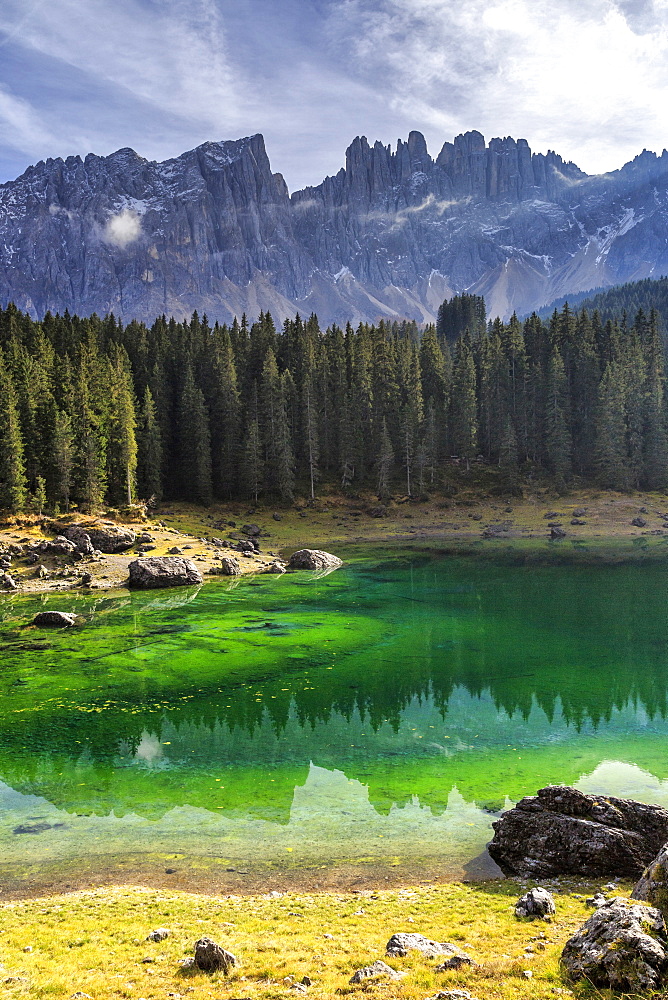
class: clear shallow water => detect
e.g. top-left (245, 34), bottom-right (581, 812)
top-left (2, 547), bottom-right (668, 892)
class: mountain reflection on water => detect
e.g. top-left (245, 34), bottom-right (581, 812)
top-left (1, 547), bottom-right (668, 881)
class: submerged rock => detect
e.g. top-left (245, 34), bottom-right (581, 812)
top-left (32, 610), bottom-right (77, 627)
top-left (263, 560), bottom-right (286, 574)
top-left (288, 548), bottom-right (342, 571)
top-left (561, 897), bottom-right (668, 991)
top-left (488, 785), bottom-right (668, 877)
top-left (349, 960), bottom-right (403, 984)
top-left (194, 936), bottom-right (236, 973)
top-left (128, 556), bottom-right (203, 589)
top-left (515, 887), bottom-right (556, 919)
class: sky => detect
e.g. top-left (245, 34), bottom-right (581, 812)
top-left (1, 0), bottom-right (668, 191)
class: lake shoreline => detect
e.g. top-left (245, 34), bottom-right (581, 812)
top-left (2, 487), bottom-right (668, 596)
top-left (0, 849), bottom-right (502, 903)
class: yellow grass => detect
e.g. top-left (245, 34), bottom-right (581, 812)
top-left (0, 879), bottom-right (629, 999)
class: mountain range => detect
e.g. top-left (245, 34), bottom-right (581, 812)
top-left (2, 129), bottom-right (668, 326)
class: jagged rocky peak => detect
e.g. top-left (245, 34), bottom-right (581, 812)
top-left (3, 127), bottom-right (668, 327)
top-left (310, 128), bottom-right (591, 209)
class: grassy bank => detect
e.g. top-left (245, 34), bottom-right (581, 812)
top-left (0, 879), bottom-right (617, 999)
top-left (3, 487), bottom-right (668, 596)
top-left (161, 487), bottom-right (668, 561)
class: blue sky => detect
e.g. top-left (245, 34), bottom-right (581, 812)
top-left (1, 0), bottom-right (668, 190)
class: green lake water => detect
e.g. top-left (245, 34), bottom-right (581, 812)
top-left (2, 544), bottom-right (668, 892)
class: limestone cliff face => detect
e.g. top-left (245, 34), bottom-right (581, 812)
top-left (2, 130), bottom-right (668, 324)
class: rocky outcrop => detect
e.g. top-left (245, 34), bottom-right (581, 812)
top-left (561, 897), bottom-right (668, 991)
top-left (193, 937), bottom-right (236, 973)
top-left (63, 524), bottom-right (136, 553)
top-left (488, 785), bottom-right (668, 877)
top-left (4, 131), bottom-right (668, 326)
top-left (33, 536), bottom-right (76, 556)
top-left (32, 610), bottom-right (78, 627)
top-left (288, 549), bottom-right (342, 571)
top-left (515, 887), bottom-right (555, 919)
top-left (128, 556), bottom-right (203, 588)
top-left (632, 842), bottom-right (668, 913)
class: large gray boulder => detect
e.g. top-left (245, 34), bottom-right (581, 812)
top-left (193, 936), bottom-right (236, 973)
top-left (386, 933), bottom-right (446, 958)
top-left (561, 897), bottom-right (668, 991)
top-left (63, 523), bottom-right (136, 553)
top-left (632, 841), bottom-right (668, 913)
top-left (288, 549), bottom-right (342, 571)
top-left (128, 556), bottom-right (202, 589)
top-left (488, 785), bottom-right (668, 877)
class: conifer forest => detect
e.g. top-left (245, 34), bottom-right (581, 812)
top-left (0, 294), bottom-right (666, 513)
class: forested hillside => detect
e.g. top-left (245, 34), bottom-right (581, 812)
top-left (0, 299), bottom-right (665, 513)
top-left (539, 277), bottom-right (668, 332)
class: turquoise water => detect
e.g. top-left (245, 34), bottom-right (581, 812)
top-left (2, 546), bottom-right (668, 891)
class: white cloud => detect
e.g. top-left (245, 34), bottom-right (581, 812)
top-left (0, 84), bottom-right (59, 155)
top-left (103, 209), bottom-right (142, 248)
top-left (0, 0), bottom-right (245, 142)
top-left (325, 0), bottom-right (668, 174)
top-left (1, 0), bottom-right (668, 188)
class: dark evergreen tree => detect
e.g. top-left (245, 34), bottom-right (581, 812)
top-left (0, 351), bottom-right (27, 511)
top-left (449, 335), bottom-right (478, 470)
top-left (136, 386), bottom-right (163, 500)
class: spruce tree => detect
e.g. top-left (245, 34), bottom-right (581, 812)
top-left (136, 386), bottom-right (163, 501)
top-left (544, 345), bottom-right (571, 488)
top-left (242, 417), bottom-right (264, 503)
top-left (449, 335), bottom-right (478, 470)
top-left (377, 417), bottom-right (394, 499)
top-left (303, 378), bottom-right (319, 500)
top-left (595, 363), bottom-right (629, 489)
top-left (71, 352), bottom-right (106, 511)
top-left (176, 364), bottom-right (213, 505)
top-left (106, 347), bottom-right (138, 504)
top-left (210, 330), bottom-right (240, 499)
top-left (0, 353), bottom-right (27, 511)
top-left (51, 409), bottom-right (73, 510)
top-left (499, 416), bottom-right (519, 493)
